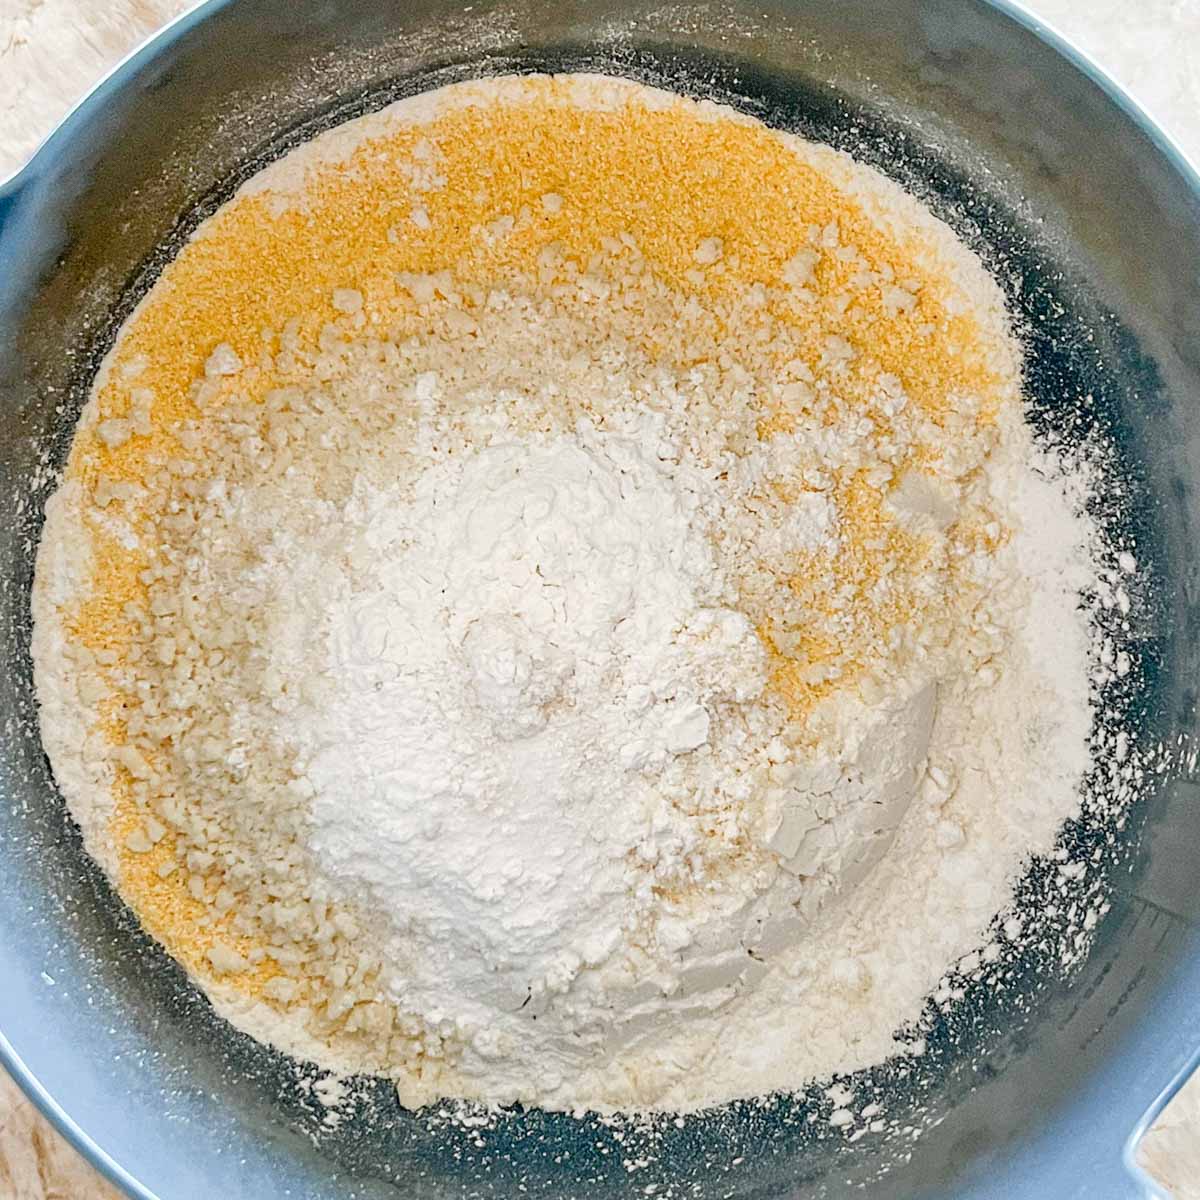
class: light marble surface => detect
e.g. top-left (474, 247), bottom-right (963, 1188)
top-left (1, 0), bottom-right (1197, 1196)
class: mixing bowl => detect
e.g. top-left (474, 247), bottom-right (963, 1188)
top-left (2, 0), bottom-right (1199, 1196)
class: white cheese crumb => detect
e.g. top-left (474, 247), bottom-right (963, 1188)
top-left (332, 288), bottom-right (363, 314)
top-left (207, 943), bottom-right (252, 974)
top-left (96, 419), bottom-right (133, 449)
top-left (204, 343), bottom-right (243, 377)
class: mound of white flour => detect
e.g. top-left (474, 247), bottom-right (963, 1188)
top-left (234, 405), bottom-right (1093, 1110)
top-left (247, 414), bottom-right (961, 1094)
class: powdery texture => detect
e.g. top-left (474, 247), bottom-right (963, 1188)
top-left (33, 74), bottom-right (1103, 1114)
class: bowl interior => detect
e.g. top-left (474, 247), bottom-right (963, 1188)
top-left (2, 1), bottom-right (1200, 1197)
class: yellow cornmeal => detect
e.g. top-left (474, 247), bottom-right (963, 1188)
top-left (51, 76), bottom-right (1013, 1016)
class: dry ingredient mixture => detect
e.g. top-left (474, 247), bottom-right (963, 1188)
top-left (32, 73), bottom-right (1119, 1115)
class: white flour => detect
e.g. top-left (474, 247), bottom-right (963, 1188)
top-left (290, 429), bottom-right (769, 1028)
top-left (235, 405), bottom-right (1095, 1111)
top-left (32, 73), bottom-right (1109, 1115)
top-left (246, 409), bottom-right (966, 1102)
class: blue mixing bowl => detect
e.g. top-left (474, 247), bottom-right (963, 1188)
top-left (2, 1), bottom-right (1199, 1196)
